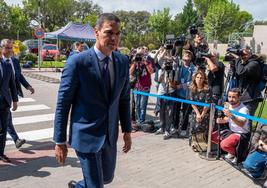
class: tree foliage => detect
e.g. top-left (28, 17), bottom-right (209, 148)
top-left (173, 0), bottom-right (198, 36)
top-left (149, 8), bottom-right (172, 43)
top-left (204, 0), bottom-right (252, 42)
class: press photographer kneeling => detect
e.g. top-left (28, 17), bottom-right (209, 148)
top-left (211, 88), bottom-right (250, 163)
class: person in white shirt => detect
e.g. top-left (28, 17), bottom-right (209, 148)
top-left (212, 88), bottom-right (250, 161)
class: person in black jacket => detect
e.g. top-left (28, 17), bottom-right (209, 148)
top-left (1, 39), bottom-right (35, 149)
top-left (234, 46), bottom-right (263, 117)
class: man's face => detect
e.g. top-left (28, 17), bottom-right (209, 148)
top-left (94, 20), bottom-right (120, 53)
top-left (228, 91), bottom-right (240, 106)
top-left (2, 42), bottom-right (13, 58)
top-left (182, 52), bottom-right (192, 63)
top-left (194, 34), bottom-right (203, 44)
top-left (241, 49), bottom-right (251, 62)
top-left (77, 44), bottom-right (84, 52)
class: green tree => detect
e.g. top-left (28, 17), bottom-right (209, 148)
top-left (149, 8), bottom-right (172, 43)
top-left (73, 0), bottom-right (102, 22)
top-left (193, 0), bottom-right (224, 19)
top-left (0, 0), bottom-right (11, 38)
top-left (204, 1), bottom-right (240, 42)
top-left (173, 0), bottom-right (198, 36)
top-left (83, 13), bottom-right (98, 27)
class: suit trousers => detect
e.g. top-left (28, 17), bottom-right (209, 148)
top-left (0, 108), bottom-right (10, 156)
top-left (7, 111), bottom-right (19, 142)
top-left (75, 140), bottom-right (117, 188)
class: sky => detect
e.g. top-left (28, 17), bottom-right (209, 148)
top-left (4, 0), bottom-right (267, 20)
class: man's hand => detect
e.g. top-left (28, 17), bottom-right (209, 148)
top-left (223, 109), bottom-right (232, 118)
top-left (55, 144), bottom-right (68, 165)
top-left (12, 102), bottom-right (18, 111)
top-left (122, 133), bottom-right (132, 153)
top-left (27, 86), bottom-right (35, 94)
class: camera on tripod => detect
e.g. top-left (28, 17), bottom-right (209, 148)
top-left (224, 45), bottom-right (243, 62)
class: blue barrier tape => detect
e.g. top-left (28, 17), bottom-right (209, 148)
top-left (133, 90), bottom-right (267, 125)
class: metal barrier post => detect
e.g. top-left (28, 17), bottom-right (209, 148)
top-left (206, 103), bottom-right (215, 158)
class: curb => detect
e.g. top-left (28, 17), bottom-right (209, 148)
top-left (23, 72), bottom-right (60, 83)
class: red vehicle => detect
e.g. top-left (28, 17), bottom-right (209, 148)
top-left (41, 44), bottom-right (60, 61)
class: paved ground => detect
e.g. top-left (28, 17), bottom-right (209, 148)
top-left (0, 69), bottom-right (265, 188)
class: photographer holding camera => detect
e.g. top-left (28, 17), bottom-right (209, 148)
top-left (232, 46), bottom-right (263, 117)
top-left (130, 47), bottom-right (154, 129)
top-left (173, 50), bottom-right (196, 137)
top-left (203, 50), bottom-right (225, 104)
top-left (155, 50), bottom-right (178, 140)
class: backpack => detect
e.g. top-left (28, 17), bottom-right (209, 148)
top-left (252, 55), bottom-right (267, 91)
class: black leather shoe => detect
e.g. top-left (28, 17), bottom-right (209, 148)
top-left (15, 139), bottom-right (26, 149)
top-left (0, 155), bottom-right (11, 163)
top-left (68, 180), bottom-right (77, 188)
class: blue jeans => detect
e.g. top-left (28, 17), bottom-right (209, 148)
top-left (135, 90), bottom-right (150, 124)
top-left (243, 151), bottom-right (267, 178)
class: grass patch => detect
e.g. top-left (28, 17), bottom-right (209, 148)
top-left (33, 61), bottom-right (65, 68)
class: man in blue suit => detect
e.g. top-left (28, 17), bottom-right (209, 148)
top-left (54, 13), bottom-right (132, 188)
top-left (0, 51), bottom-right (18, 162)
top-left (1, 39), bottom-right (35, 149)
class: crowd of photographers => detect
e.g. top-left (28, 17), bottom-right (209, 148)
top-left (128, 31), bottom-right (267, 181)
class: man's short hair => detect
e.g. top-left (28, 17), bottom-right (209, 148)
top-left (229, 88), bottom-right (241, 96)
top-left (95, 13), bottom-right (120, 29)
top-left (183, 50), bottom-right (193, 56)
top-left (0, 39), bottom-right (12, 47)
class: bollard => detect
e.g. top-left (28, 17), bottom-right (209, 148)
top-left (206, 103), bottom-right (215, 158)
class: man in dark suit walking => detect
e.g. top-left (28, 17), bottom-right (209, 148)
top-left (0, 48), bottom-right (18, 162)
top-left (54, 13), bottom-right (132, 188)
top-left (1, 39), bottom-right (35, 149)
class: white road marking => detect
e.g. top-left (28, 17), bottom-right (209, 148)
top-left (6, 128), bottom-right (54, 145)
top-left (18, 98), bottom-right (36, 103)
top-left (13, 114), bottom-right (55, 125)
top-left (14, 104), bottom-right (50, 113)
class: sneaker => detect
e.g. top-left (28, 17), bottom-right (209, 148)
top-left (155, 128), bottom-right (164, 135)
top-left (15, 139), bottom-right (26, 149)
top-left (231, 157), bottom-right (237, 164)
top-left (224, 153), bottom-right (235, 160)
top-left (163, 131), bottom-right (171, 140)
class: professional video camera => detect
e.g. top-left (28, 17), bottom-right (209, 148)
top-left (189, 23), bottom-right (204, 35)
top-left (224, 45), bottom-right (243, 62)
top-left (194, 43), bottom-right (210, 68)
top-left (164, 34), bottom-right (187, 50)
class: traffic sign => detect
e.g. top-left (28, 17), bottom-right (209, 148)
top-left (34, 28), bottom-right (45, 39)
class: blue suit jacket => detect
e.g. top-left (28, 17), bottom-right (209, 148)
top-left (54, 48), bottom-right (132, 153)
top-left (11, 57), bottom-right (31, 97)
top-left (0, 60), bottom-right (18, 106)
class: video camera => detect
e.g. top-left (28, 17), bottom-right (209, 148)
top-left (133, 53), bottom-right (143, 62)
top-left (224, 45), bottom-right (243, 62)
top-left (195, 43), bottom-right (210, 68)
top-left (163, 60), bottom-right (173, 72)
top-left (189, 23), bottom-right (204, 35)
top-left (164, 34), bottom-right (187, 50)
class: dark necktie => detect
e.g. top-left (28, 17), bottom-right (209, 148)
top-left (102, 57), bottom-right (111, 98)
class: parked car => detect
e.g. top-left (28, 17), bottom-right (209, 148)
top-left (41, 44), bottom-right (60, 61)
top-left (23, 39), bottom-right (51, 54)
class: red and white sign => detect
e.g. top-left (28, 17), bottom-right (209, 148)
top-left (34, 28), bottom-right (45, 39)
